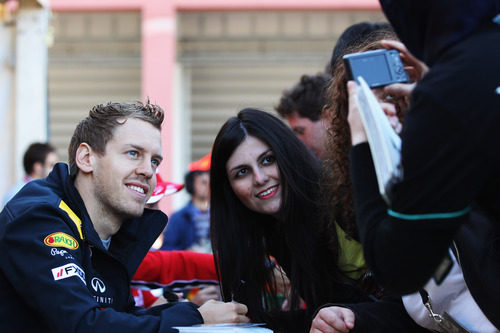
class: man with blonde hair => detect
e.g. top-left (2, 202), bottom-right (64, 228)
top-left (0, 101), bottom-right (248, 332)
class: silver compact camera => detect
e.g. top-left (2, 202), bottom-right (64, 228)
top-left (343, 49), bottom-right (410, 88)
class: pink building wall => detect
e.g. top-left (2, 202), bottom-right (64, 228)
top-left (49, 0), bottom-right (380, 212)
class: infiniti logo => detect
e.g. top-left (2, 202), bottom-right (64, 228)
top-left (91, 277), bottom-right (106, 293)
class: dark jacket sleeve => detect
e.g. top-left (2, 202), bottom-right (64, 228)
top-left (321, 296), bottom-right (430, 333)
top-left (349, 142), bottom-right (467, 294)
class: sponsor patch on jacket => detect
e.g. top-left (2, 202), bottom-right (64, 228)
top-left (50, 248), bottom-right (74, 260)
top-left (51, 263), bottom-right (86, 285)
top-left (44, 232), bottom-right (79, 250)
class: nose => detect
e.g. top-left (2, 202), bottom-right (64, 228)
top-left (253, 168), bottom-right (269, 186)
top-left (136, 158), bottom-right (154, 179)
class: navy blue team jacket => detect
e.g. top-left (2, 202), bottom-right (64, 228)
top-left (0, 163), bottom-right (203, 332)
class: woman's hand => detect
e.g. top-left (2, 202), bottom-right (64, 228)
top-left (347, 81), bottom-right (368, 146)
top-left (380, 39), bottom-right (428, 82)
top-left (310, 306), bottom-right (355, 333)
top-left (348, 81), bottom-right (403, 141)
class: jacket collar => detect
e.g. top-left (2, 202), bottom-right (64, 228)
top-left (47, 163), bottom-right (168, 275)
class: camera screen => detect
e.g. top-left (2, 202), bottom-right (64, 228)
top-left (349, 54), bottom-right (391, 86)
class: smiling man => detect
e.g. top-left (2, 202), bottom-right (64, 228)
top-left (0, 102), bottom-right (248, 332)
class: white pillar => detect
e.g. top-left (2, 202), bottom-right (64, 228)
top-left (171, 63), bottom-right (192, 210)
top-left (14, 3), bottom-right (50, 181)
top-left (0, 14), bottom-right (15, 202)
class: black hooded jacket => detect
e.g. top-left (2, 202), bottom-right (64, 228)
top-left (349, 0), bottom-right (500, 329)
top-left (379, 0), bottom-right (500, 66)
top-left (0, 163), bottom-right (203, 332)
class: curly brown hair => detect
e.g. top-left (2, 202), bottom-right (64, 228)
top-left (320, 29), bottom-right (399, 240)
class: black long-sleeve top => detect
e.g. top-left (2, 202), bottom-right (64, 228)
top-left (349, 21), bottom-right (500, 328)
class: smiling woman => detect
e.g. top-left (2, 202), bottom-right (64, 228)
top-left (209, 108), bottom-right (369, 332)
top-left (226, 136), bottom-right (281, 218)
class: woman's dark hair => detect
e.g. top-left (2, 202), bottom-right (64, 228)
top-left (210, 108), bottom-right (342, 329)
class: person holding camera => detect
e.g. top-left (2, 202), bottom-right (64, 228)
top-left (344, 0), bottom-right (500, 331)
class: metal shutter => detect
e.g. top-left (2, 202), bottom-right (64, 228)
top-left (178, 10), bottom-right (385, 162)
top-left (48, 11), bottom-right (141, 162)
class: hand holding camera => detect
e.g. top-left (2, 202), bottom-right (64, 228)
top-left (344, 42), bottom-right (428, 124)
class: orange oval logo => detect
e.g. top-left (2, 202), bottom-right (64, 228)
top-left (44, 232), bottom-right (79, 250)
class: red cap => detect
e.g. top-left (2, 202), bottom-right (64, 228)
top-left (188, 153), bottom-right (211, 172)
top-left (147, 172), bottom-right (184, 204)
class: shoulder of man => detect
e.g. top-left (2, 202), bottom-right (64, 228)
top-left (0, 172), bottom-right (85, 250)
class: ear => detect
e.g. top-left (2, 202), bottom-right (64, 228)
top-left (75, 143), bottom-right (95, 174)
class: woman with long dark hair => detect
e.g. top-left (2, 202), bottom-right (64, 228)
top-left (210, 108), bottom-right (367, 332)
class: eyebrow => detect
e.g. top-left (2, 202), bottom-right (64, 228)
top-left (229, 148), bottom-right (272, 173)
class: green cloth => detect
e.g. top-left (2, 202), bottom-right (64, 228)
top-left (336, 222), bottom-right (366, 280)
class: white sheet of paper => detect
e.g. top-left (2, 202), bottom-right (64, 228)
top-left (173, 323), bottom-right (273, 332)
top-left (355, 76), bottom-right (403, 204)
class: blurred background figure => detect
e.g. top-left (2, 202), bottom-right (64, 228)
top-left (146, 171), bottom-right (185, 211)
top-left (275, 72), bottom-right (332, 159)
top-left (146, 171), bottom-right (184, 249)
top-left (161, 153), bottom-right (211, 253)
top-left (3, 142), bottom-right (58, 207)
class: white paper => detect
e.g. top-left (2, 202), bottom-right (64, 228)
top-left (355, 76), bottom-right (403, 204)
top-left (173, 323), bottom-right (273, 332)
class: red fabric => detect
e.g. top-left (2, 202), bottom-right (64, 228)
top-left (188, 153), bottom-right (211, 171)
top-left (131, 288), bottom-right (162, 308)
top-left (131, 250), bottom-right (218, 308)
top-left (133, 250), bottom-right (217, 283)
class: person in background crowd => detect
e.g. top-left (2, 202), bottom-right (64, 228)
top-left (0, 101), bottom-right (248, 332)
top-left (145, 171), bottom-right (184, 211)
top-left (3, 142), bottom-right (58, 206)
top-left (274, 72), bottom-right (332, 159)
top-left (210, 108), bottom-right (370, 333)
top-left (146, 171), bottom-right (184, 249)
top-left (162, 154), bottom-right (211, 253)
